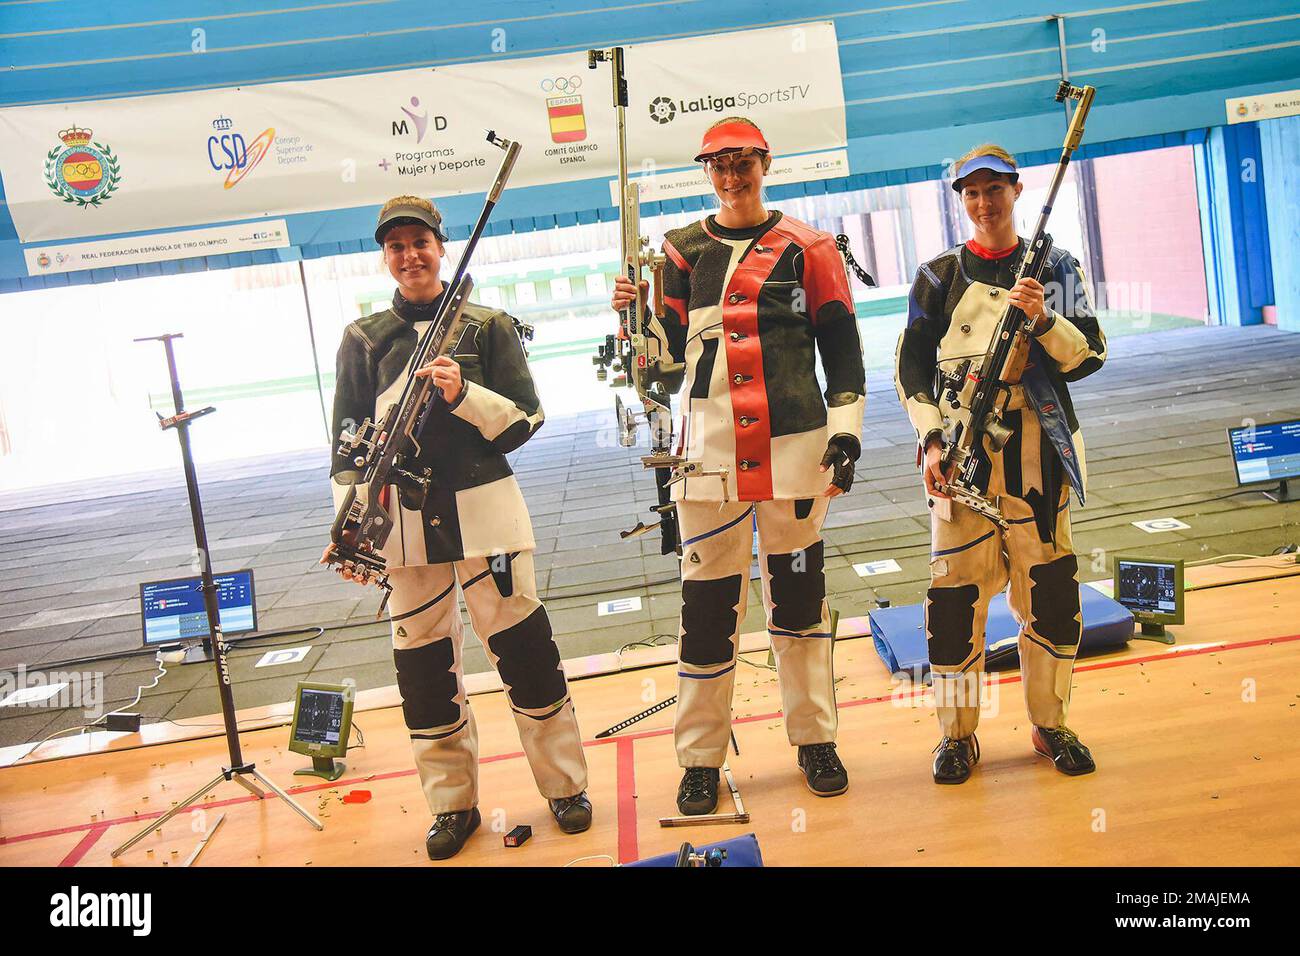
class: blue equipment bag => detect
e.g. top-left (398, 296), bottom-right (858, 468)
top-left (869, 584), bottom-right (1133, 676)
top-left (625, 833), bottom-right (764, 867)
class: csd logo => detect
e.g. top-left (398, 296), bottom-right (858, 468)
top-left (208, 133), bottom-right (250, 170)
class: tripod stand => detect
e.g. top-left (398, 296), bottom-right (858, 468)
top-left (112, 333), bottom-right (322, 859)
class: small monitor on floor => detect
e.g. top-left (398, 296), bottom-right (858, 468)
top-left (1112, 555), bottom-right (1184, 639)
top-left (1227, 418), bottom-right (1300, 502)
top-left (139, 568), bottom-right (257, 663)
top-left (289, 682), bottom-right (355, 781)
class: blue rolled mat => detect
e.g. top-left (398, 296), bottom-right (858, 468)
top-left (625, 833), bottom-right (764, 867)
top-left (869, 584), bottom-right (1134, 676)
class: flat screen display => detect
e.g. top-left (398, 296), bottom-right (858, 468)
top-left (1228, 419), bottom-right (1300, 485)
top-left (140, 569), bottom-right (256, 647)
top-left (294, 688), bottom-right (347, 746)
top-left (1115, 560), bottom-right (1178, 616)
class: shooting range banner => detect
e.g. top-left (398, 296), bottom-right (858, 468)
top-left (22, 220), bottom-right (290, 275)
top-left (1226, 87), bottom-right (1300, 124)
top-left (0, 21), bottom-right (846, 246)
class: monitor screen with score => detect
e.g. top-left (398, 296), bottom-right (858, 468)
top-left (1228, 419), bottom-right (1300, 485)
top-left (139, 569), bottom-right (257, 647)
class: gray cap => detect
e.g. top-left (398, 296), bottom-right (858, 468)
top-left (374, 202), bottom-right (448, 244)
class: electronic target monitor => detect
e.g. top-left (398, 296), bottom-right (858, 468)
top-left (1228, 418), bottom-right (1300, 501)
top-left (1112, 555), bottom-right (1184, 637)
top-left (289, 681), bottom-right (355, 780)
top-left (139, 568), bottom-right (257, 648)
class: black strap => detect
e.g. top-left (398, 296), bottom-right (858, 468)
top-left (835, 234), bottom-right (876, 288)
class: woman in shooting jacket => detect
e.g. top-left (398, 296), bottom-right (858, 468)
top-left (893, 145), bottom-right (1107, 784)
top-left (612, 118), bottom-right (867, 815)
top-left (324, 195), bottom-right (590, 860)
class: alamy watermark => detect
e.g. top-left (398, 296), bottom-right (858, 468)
top-left (0, 666), bottom-right (105, 719)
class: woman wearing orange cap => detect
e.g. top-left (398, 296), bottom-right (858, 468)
top-left (612, 117), bottom-right (866, 814)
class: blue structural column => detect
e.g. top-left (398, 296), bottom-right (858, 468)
top-left (1259, 116), bottom-right (1300, 333)
top-left (1195, 123), bottom-right (1273, 326)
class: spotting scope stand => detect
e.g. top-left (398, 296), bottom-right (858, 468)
top-left (112, 333), bottom-right (322, 859)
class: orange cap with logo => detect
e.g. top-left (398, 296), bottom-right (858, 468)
top-left (694, 122), bottom-right (770, 163)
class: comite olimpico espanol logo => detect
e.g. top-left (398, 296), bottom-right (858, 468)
top-left (44, 126), bottom-right (122, 208)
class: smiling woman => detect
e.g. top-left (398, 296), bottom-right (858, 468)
top-left (321, 193), bottom-right (594, 860)
top-left (610, 114), bottom-right (867, 813)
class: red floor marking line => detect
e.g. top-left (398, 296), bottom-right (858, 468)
top-left (615, 737), bottom-right (637, 864)
top-left (58, 824), bottom-right (108, 867)
top-left (6, 630), bottom-right (1299, 850)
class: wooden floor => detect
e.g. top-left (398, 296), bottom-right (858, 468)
top-left (2, 561), bottom-right (1298, 867)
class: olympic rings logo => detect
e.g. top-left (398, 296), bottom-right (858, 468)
top-left (540, 76), bottom-right (582, 93)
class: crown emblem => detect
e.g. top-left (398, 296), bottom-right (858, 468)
top-left (58, 126), bottom-right (92, 147)
top-left (212, 115), bottom-right (233, 131)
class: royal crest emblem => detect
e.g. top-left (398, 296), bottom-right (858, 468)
top-left (44, 126), bottom-right (122, 207)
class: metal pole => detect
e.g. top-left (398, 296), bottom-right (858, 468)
top-left (298, 260), bottom-right (332, 445)
top-left (157, 335), bottom-right (245, 769)
top-left (1051, 13), bottom-right (1107, 305)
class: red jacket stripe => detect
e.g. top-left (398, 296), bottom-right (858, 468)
top-left (723, 230), bottom-right (794, 500)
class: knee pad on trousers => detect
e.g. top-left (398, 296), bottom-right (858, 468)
top-left (767, 539), bottom-right (825, 631)
top-left (680, 575), bottom-right (742, 666)
top-left (394, 639), bottom-right (461, 729)
top-left (926, 584), bottom-right (979, 667)
top-left (1029, 554), bottom-right (1081, 646)
top-left (486, 606), bottom-right (568, 710)
top-left (489, 551), bottom-right (515, 598)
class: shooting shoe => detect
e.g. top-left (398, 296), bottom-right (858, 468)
top-left (676, 767), bottom-right (720, 815)
top-left (425, 807), bottom-right (480, 861)
top-left (1032, 726), bottom-right (1096, 776)
top-left (932, 734), bottom-right (979, 784)
top-left (549, 792), bottom-right (593, 834)
top-left (797, 743), bottom-right (849, 796)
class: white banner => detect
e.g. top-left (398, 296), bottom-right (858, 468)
top-left (23, 220), bottom-right (290, 275)
top-left (612, 148), bottom-right (850, 205)
top-left (0, 22), bottom-right (846, 244)
top-left (1226, 88), bottom-right (1300, 124)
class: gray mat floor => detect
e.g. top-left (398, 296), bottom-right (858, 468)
top-left (2, 323), bottom-right (1299, 750)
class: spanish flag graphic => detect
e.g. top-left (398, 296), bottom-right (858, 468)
top-left (547, 95), bottom-right (586, 143)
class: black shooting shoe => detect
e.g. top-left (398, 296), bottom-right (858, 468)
top-left (549, 792), bottom-right (593, 834)
top-left (1032, 726), bottom-right (1096, 776)
top-left (932, 734), bottom-right (979, 784)
top-left (797, 742), bottom-right (850, 797)
top-left (425, 807), bottom-right (480, 861)
top-left (676, 767), bottom-right (720, 815)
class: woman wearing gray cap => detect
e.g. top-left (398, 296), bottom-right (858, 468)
top-left (894, 145), bottom-right (1107, 784)
top-left (323, 195), bottom-right (591, 860)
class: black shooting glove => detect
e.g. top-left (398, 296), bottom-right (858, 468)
top-left (820, 434), bottom-right (860, 494)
